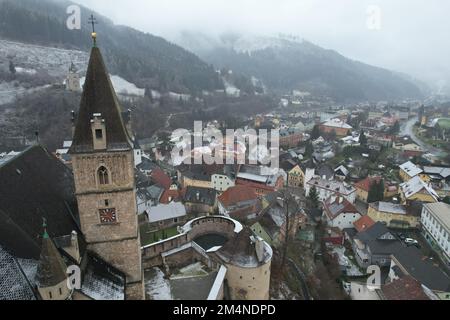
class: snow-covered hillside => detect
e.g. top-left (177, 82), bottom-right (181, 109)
top-left (0, 39), bottom-right (88, 78)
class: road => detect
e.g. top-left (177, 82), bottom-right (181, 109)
top-left (400, 117), bottom-right (445, 156)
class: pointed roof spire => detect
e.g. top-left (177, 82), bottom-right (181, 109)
top-left (37, 226), bottom-right (68, 288)
top-left (70, 46), bottom-right (132, 153)
top-left (42, 217), bottom-right (49, 239)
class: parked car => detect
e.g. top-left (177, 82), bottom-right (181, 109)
top-left (405, 238), bottom-right (419, 246)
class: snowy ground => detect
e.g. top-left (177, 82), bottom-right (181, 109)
top-left (145, 267), bottom-right (174, 300)
top-left (0, 39), bottom-right (88, 78)
top-left (331, 246), bottom-right (364, 277)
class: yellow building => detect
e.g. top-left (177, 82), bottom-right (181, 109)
top-left (281, 160), bottom-right (305, 188)
top-left (368, 202), bottom-right (420, 229)
top-left (399, 161), bottom-right (423, 182)
top-left (399, 176), bottom-right (439, 204)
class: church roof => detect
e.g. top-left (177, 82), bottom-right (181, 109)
top-left (36, 236), bottom-right (68, 288)
top-left (0, 146), bottom-right (80, 260)
top-left (70, 47), bottom-right (132, 153)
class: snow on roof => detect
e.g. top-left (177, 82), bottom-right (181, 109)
top-left (0, 246), bottom-right (37, 300)
top-left (147, 202), bottom-right (187, 223)
top-left (308, 178), bottom-right (356, 195)
top-left (400, 161), bottom-right (423, 178)
top-left (335, 165), bottom-right (349, 176)
top-left (180, 216), bottom-right (243, 234)
top-left (322, 118), bottom-right (352, 129)
top-left (237, 172), bottom-right (268, 183)
top-left (400, 176), bottom-right (439, 201)
top-left (373, 202), bottom-right (407, 215)
top-left (422, 166), bottom-right (450, 179)
top-left (145, 267), bottom-right (174, 300)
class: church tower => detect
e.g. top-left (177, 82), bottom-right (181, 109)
top-left (66, 62), bottom-right (81, 92)
top-left (69, 41), bottom-right (144, 299)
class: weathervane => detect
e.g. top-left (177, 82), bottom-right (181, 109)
top-left (88, 14), bottom-right (98, 47)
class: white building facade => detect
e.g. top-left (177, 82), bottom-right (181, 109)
top-left (421, 202), bottom-right (450, 265)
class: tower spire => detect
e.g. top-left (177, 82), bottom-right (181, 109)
top-left (88, 14), bottom-right (98, 47)
top-left (42, 217), bottom-right (49, 239)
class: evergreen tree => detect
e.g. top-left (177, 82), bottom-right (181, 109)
top-left (359, 130), bottom-right (367, 146)
top-left (311, 125), bottom-right (321, 140)
top-left (9, 60), bottom-right (16, 75)
top-left (308, 186), bottom-right (320, 208)
top-left (367, 179), bottom-right (384, 203)
top-left (390, 121), bottom-right (400, 134)
top-left (305, 141), bottom-right (314, 158)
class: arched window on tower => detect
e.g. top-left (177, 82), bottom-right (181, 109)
top-left (97, 166), bottom-right (109, 185)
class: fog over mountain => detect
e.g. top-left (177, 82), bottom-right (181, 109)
top-left (74, 0), bottom-right (450, 96)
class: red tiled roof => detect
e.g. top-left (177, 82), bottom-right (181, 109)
top-left (323, 196), bottom-right (359, 220)
top-left (218, 185), bottom-right (258, 207)
top-left (353, 215), bottom-right (376, 232)
top-left (151, 168), bottom-right (171, 189)
top-left (381, 276), bottom-right (430, 300)
top-left (159, 189), bottom-right (181, 204)
top-left (354, 176), bottom-right (383, 192)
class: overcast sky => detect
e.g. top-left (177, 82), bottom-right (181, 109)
top-left (73, 0), bottom-right (450, 91)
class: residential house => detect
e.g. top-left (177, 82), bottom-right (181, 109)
top-left (399, 176), bottom-right (439, 205)
top-left (279, 127), bottom-right (304, 148)
top-left (393, 142), bottom-right (424, 158)
top-left (235, 168), bottom-right (285, 196)
top-left (323, 196), bottom-right (361, 230)
top-left (306, 178), bottom-right (356, 203)
top-left (334, 165), bottom-right (349, 181)
top-left (183, 186), bottom-right (217, 215)
top-left (378, 276), bottom-right (431, 300)
top-left (319, 118), bottom-right (352, 137)
top-left (399, 161), bottom-right (423, 182)
top-left (251, 193), bottom-right (307, 247)
top-left (368, 202), bottom-right (420, 229)
top-left (354, 176), bottom-right (399, 203)
top-left (353, 215), bottom-right (376, 233)
top-left (421, 202), bottom-right (450, 266)
top-left (178, 165), bottom-right (212, 189)
top-left (280, 159), bottom-right (304, 188)
top-left (151, 168), bottom-right (172, 189)
top-left (211, 165), bottom-right (236, 193)
top-left (389, 246), bottom-right (450, 299)
top-left (350, 222), bottom-right (402, 268)
top-left (422, 166), bottom-right (450, 198)
top-left (146, 202), bottom-right (187, 229)
top-left (217, 185), bottom-right (261, 220)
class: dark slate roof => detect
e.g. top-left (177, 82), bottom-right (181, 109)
top-left (70, 47), bottom-right (132, 153)
top-left (0, 245), bottom-right (37, 300)
top-left (393, 246), bottom-right (450, 292)
top-left (36, 236), bottom-right (68, 288)
top-left (0, 146), bottom-right (80, 259)
top-left (354, 222), bottom-right (403, 255)
top-left (316, 164), bottom-right (334, 180)
top-left (80, 252), bottom-right (126, 300)
top-left (184, 186), bottom-right (217, 206)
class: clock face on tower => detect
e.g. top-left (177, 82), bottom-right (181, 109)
top-left (99, 208), bottom-right (117, 224)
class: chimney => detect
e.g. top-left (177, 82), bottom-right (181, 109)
top-left (338, 196), bottom-right (343, 204)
